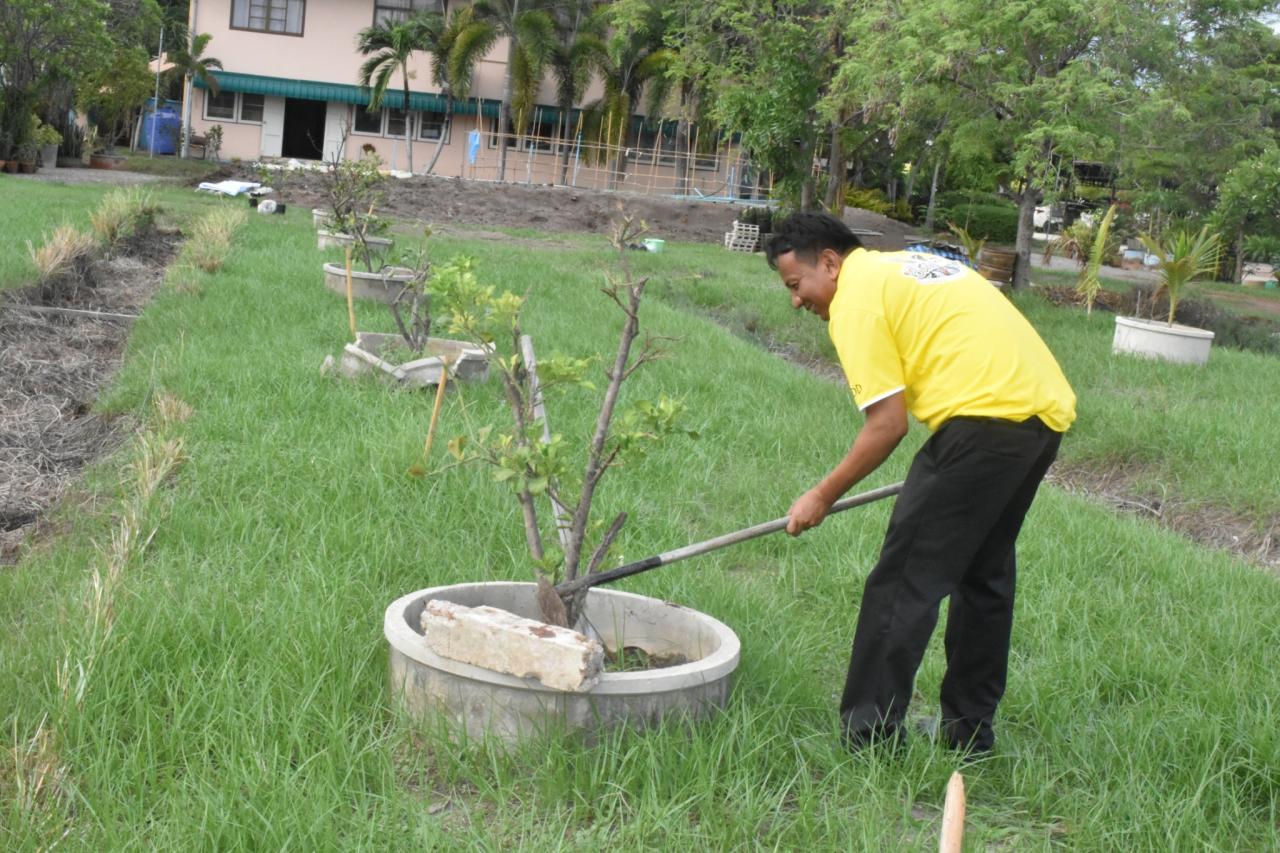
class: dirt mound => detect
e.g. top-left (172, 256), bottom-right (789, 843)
top-left (243, 166), bottom-right (919, 250)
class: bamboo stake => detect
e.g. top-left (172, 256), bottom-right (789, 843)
top-left (344, 246), bottom-right (357, 338)
top-left (690, 124), bottom-right (701, 194)
top-left (422, 360), bottom-right (449, 466)
top-left (648, 120), bottom-right (661, 193)
top-left (519, 335), bottom-right (572, 551)
top-left (939, 772), bottom-right (966, 853)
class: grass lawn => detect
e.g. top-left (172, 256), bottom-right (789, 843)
top-left (2, 186), bottom-right (1277, 848)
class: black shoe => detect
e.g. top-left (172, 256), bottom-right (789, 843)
top-left (914, 717), bottom-right (993, 761)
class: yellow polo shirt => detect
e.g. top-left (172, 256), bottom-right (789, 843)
top-left (828, 249), bottom-right (1076, 432)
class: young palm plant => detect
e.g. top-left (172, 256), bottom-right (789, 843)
top-left (1077, 203), bottom-right (1117, 316)
top-left (169, 28), bottom-right (223, 160)
top-left (469, 0), bottom-right (558, 182)
top-left (357, 14), bottom-right (441, 175)
top-left (1140, 226), bottom-right (1222, 325)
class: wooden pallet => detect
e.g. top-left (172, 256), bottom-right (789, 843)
top-left (723, 221), bottom-right (761, 252)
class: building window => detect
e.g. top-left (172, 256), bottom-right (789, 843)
top-left (205, 91), bottom-right (237, 120)
top-left (487, 115), bottom-right (562, 151)
top-left (353, 106), bottom-right (383, 135)
top-left (239, 94), bottom-right (265, 124)
top-left (231, 0), bottom-right (305, 36)
top-left (374, 0), bottom-right (442, 26)
top-left (385, 108), bottom-right (408, 138)
top-left (203, 91), bottom-right (266, 124)
top-left (418, 110), bottom-right (450, 142)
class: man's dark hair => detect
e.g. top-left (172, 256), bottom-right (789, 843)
top-left (764, 212), bottom-right (862, 270)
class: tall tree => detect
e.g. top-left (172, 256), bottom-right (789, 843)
top-left (357, 13), bottom-right (444, 174)
top-left (547, 0), bottom-right (604, 185)
top-left (583, 1), bottom-right (673, 189)
top-left (169, 29), bottom-right (222, 159)
top-left (470, 0), bottom-right (557, 182)
top-left (422, 6), bottom-right (495, 175)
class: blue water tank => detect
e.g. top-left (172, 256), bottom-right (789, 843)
top-left (142, 108), bottom-right (181, 155)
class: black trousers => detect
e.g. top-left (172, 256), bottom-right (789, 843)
top-left (840, 416), bottom-right (1062, 752)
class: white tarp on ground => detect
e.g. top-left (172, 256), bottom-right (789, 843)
top-left (196, 180), bottom-right (260, 196)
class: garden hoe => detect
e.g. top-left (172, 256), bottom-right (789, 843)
top-left (555, 481), bottom-right (903, 598)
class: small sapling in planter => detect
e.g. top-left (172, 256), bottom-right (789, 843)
top-left (385, 213), bottom-right (739, 737)
top-left (1112, 225), bottom-right (1222, 365)
top-left (339, 233), bottom-right (491, 387)
top-left (318, 150), bottom-right (410, 303)
top-left (442, 212), bottom-right (698, 629)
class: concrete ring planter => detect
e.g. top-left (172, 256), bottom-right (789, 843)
top-left (340, 332), bottom-right (491, 387)
top-left (322, 262), bottom-right (414, 304)
top-left (1112, 315), bottom-right (1214, 365)
top-left (312, 208), bottom-right (329, 227)
top-left (317, 229), bottom-right (393, 255)
top-left (385, 582), bottom-right (741, 741)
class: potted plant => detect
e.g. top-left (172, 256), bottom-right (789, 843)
top-left (1112, 225), bottom-right (1222, 365)
top-left (384, 213), bottom-right (740, 741)
top-left (317, 152), bottom-right (394, 257)
top-left (15, 141), bottom-right (39, 173)
top-left (1241, 235), bottom-right (1280, 289)
top-left (339, 236), bottom-right (491, 387)
top-left (33, 119), bottom-right (61, 170)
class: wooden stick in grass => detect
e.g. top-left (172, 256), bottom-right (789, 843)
top-left (344, 246), bottom-right (356, 338)
top-left (422, 359), bottom-right (449, 467)
top-left (939, 771), bottom-right (966, 853)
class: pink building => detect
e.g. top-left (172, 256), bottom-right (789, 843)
top-left (186, 0), bottom-right (750, 195)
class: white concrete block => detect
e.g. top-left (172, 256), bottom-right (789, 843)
top-left (421, 599), bottom-right (604, 692)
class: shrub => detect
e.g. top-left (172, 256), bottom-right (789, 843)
top-left (844, 187), bottom-right (893, 216)
top-left (181, 207), bottom-right (247, 273)
top-left (90, 188), bottom-right (159, 253)
top-left (935, 189), bottom-right (1010, 210)
top-left (27, 225), bottom-right (98, 302)
top-left (937, 203), bottom-right (1019, 244)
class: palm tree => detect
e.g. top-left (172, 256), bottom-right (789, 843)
top-left (1140, 226), bottom-right (1222, 325)
top-left (419, 7), bottom-right (495, 175)
top-left (547, 1), bottom-right (604, 186)
top-left (470, 0), bottom-right (557, 182)
top-left (170, 30), bottom-right (222, 160)
top-left (357, 14), bottom-right (443, 174)
top-left (580, 9), bottom-right (673, 189)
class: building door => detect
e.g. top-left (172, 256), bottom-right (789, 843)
top-left (282, 98), bottom-right (326, 160)
top-left (260, 96), bottom-right (285, 158)
top-left (322, 102), bottom-right (347, 163)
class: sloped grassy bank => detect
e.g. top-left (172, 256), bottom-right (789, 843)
top-left (1, 203), bottom-right (1276, 848)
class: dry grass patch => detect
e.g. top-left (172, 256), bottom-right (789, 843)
top-left (181, 206), bottom-right (247, 273)
top-left (26, 225), bottom-right (97, 302)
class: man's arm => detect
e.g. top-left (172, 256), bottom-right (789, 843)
top-left (786, 392), bottom-right (907, 535)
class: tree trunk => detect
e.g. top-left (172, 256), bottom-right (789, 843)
top-left (1012, 175), bottom-right (1039, 290)
top-left (557, 103), bottom-right (573, 185)
top-left (1234, 228), bottom-right (1245, 283)
top-left (801, 176), bottom-right (816, 210)
top-left (823, 119), bottom-right (844, 214)
top-left (923, 152), bottom-right (943, 233)
top-left (180, 74), bottom-right (194, 159)
top-left (674, 117), bottom-right (690, 194)
top-left (424, 97), bottom-right (451, 175)
top-left (403, 77), bottom-right (414, 174)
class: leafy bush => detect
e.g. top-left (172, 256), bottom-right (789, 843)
top-left (844, 187), bottom-right (893, 216)
top-left (937, 203), bottom-right (1019, 243)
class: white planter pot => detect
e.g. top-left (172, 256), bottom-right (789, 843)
top-left (340, 332), bottom-right (490, 388)
top-left (317, 229), bottom-right (393, 256)
top-left (385, 582), bottom-right (740, 741)
top-left (322, 262), bottom-right (413, 304)
top-left (1112, 315), bottom-right (1214, 365)
top-left (312, 208), bottom-right (329, 228)
top-left (41, 144), bottom-right (59, 169)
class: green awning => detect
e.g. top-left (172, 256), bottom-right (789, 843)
top-left (197, 71), bottom-right (500, 117)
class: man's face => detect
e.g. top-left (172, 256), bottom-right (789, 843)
top-left (775, 249), bottom-right (841, 321)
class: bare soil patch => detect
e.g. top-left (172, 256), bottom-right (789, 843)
top-left (1049, 460), bottom-right (1280, 572)
top-left (241, 166), bottom-right (920, 250)
top-left (0, 231), bottom-right (180, 563)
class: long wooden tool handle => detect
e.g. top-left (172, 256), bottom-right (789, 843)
top-left (556, 481), bottom-right (903, 595)
top-left (939, 771), bottom-right (966, 853)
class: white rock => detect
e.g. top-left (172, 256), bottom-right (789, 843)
top-left (421, 599), bottom-right (604, 692)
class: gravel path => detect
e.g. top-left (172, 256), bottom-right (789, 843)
top-left (5, 167), bottom-right (171, 186)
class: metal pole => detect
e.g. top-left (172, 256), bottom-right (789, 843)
top-left (556, 481), bottom-right (903, 595)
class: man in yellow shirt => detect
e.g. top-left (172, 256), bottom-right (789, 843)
top-left (765, 212), bottom-right (1076, 755)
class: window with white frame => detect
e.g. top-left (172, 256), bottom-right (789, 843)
top-left (231, 0), bottom-right (305, 35)
top-left (373, 0), bottom-right (443, 26)
top-left (418, 110), bottom-right (450, 142)
top-left (353, 105), bottom-right (383, 135)
top-left (384, 108), bottom-right (408, 138)
top-left (487, 115), bottom-right (561, 151)
top-left (203, 91), bottom-right (265, 124)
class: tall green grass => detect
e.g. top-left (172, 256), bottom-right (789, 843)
top-left (1, 197), bottom-right (1277, 849)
